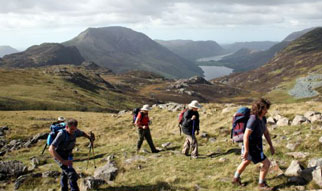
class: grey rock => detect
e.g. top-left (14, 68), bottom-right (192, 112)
top-left (277, 117), bottom-right (289, 126)
top-left (218, 158), bottom-right (228, 163)
top-left (208, 138), bottom-right (216, 143)
top-left (270, 160), bottom-right (284, 176)
top-left (308, 158), bottom-right (322, 168)
top-left (319, 136), bottom-right (322, 144)
top-left (291, 115), bottom-right (310, 126)
top-left (313, 166), bottom-right (322, 187)
top-left (305, 111), bottom-right (322, 122)
top-left (161, 142), bottom-right (171, 148)
top-left (285, 160), bottom-right (303, 176)
top-left (286, 152), bottom-right (309, 159)
top-left (14, 174), bottom-right (29, 190)
top-left (30, 157), bottom-right (40, 169)
top-left (286, 142), bottom-right (300, 151)
top-left (42, 171), bottom-right (60, 178)
top-left (201, 132), bottom-right (208, 138)
top-left (267, 117), bottom-right (276, 124)
top-left (80, 177), bottom-right (106, 190)
top-left (94, 159), bottom-right (118, 181)
top-left (0, 160), bottom-right (28, 179)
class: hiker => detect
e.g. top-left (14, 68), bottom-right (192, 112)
top-left (232, 98), bottom-right (275, 190)
top-left (135, 104), bottom-right (159, 153)
top-left (49, 118), bottom-right (95, 191)
top-left (181, 100), bottom-right (202, 159)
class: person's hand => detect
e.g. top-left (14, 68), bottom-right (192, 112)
top-left (242, 151), bottom-right (249, 160)
top-left (191, 115), bottom-right (196, 120)
top-left (62, 160), bottom-right (72, 166)
top-left (270, 146), bottom-right (275, 155)
top-left (196, 130), bottom-right (199, 135)
top-left (143, 125), bottom-right (147, 129)
top-left (89, 132), bottom-right (95, 142)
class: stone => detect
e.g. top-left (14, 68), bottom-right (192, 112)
top-left (276, 117), bottom-right (289, 126)
top-left (286, 142), bottom-right (300, 151)
top-left (161, 142), bottom-right (171, 148)
top-left (267, 117), bottom-right (276, 124)
top-left (201, 132), bottom-right (208, 138)
top-left (291, 115), bottom-right (310, 126)
top-left (308, 158), bottom-right (322, 168)
top-left (80, 177), bottom-right (106, 190)
top-left (269, 160), bottom-right (284, 176)
top-left (222, 107), bottom-right (234, 114)
top-left (286, 152), bottom-right (309, 159)
top-left (15, 174), bottom-right (29, 190)
top-left (285, 160), bottom-right (303, 176)
top-left (30, 157), bottom-right (40, 169)
top-left (0, 160), bottom-right (28, 179)
top-left (208, 138), bottom-right (216, 143)
top-left (218, 158), bottom-right (228, 163)
top-left (42, 171), bottom-right (60, 178)
top-left (94, 160), bottom-right (118, 181)
top-left (319, 136), bottom-right (322, 144)
top-left (313, 166), bottom-right (322, 187)
top-left (304, 111), bottom-right (322, 122)
top-left (288, 176), bottom-right (306, 185)
top-left (125, 155), bottom-right (146, 164)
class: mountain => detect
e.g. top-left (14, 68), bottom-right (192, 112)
top-left (283, 27), bottom-right (316, 41)
top-left (0, 43), bottom-right (84, 68)
top-left (64, 27), bottom-right (203, 79)
top-left (215, 27), bottom-right (322, 101)
top-left (0, 46), bottom-right (18, 57)
top-left (221, 41), bottom-right (278, 53)
top-left (155, 40), bottom-right (225, 61)
top-left (218, 41), bottom-right (290, 72)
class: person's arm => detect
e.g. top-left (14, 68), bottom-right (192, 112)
top-left (264, 127), bottom-right (275, 155)
top-left (76, 130), bottom-right (94, 142)
top-left (242, 129), bottom-right (252, 160)
top-left (49, 145), bottom-right (71, 166)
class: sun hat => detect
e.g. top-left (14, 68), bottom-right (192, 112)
top-left (141, 104), bottom-right (151, 111)
top-left (188, 100), bottom-right (202, 109)
top-left (58, 116), bottom-right (65, 121)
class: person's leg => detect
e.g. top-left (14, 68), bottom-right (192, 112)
top-left (144, 129), bottom-right (157, 152)
top-left (191, 135), bottom-right (198, 157)
top-left (137, 128), bottom-right (144, 152)
top-left (67, 167), bottom-right (80, 191)
top-left (182, 135), bottom-right (192, 155)
top-left (259, 158), bottom-right (271, 184)
top-left (232, 159), bottom-right (251, 186)
top-left (60, 166), bottom-right (69, 191)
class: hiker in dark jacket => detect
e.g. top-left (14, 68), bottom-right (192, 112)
top-left (49, 118), bottom-right (94, 191)
top-left (135, 104), bottom-right (159, 153)
top-left (232, 98), bottom-right (275, 190)
top-left (181, 100), bottom-right (202, 158)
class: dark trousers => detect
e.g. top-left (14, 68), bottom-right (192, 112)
top-left (60, 165), bottom-right (79, 191)
top-left (137, 128), bottom-right (157, 152)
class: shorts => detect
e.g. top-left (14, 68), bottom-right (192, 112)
top-left (241, 145), bottom-right (266, 164)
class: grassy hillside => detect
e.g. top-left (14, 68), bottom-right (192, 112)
top-left (1, 101), bottom-right (322, 190)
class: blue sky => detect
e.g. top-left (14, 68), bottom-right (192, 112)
top-left (1, 0), bottom-right (322, 50)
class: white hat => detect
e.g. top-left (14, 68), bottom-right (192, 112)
top-left (58, 116), bottom-right (65, 121)
top-left (188, 100), bottom-right (202, 109)
top-left (141, 104), bottom-right (151, 111)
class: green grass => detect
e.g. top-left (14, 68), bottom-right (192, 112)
top-left (1, 102), bottom-right (322, 190)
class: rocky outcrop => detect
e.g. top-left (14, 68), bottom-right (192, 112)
top-left (94, 156), bottom-right (118, 181)
top-left (152, 102), bottom-right (185, 112)
top-left (291, 115), bottom-right (310, 126)
top-left (0, 160), bottom-right (28, 180)
top-left (80, 176), bottom-right (106, 191)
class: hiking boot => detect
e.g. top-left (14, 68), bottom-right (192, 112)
top-left (258, 181), bottom-right (273, 190)
top-left (232, 177), bottom-right (245, 186)
top-left (152, 149), bottom-right (160, 153)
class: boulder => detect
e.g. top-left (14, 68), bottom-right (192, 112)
top-left (276, 117), bottom-right (289, 126)
top-left (30, 157), bottom-right (40, 169)
top-left (308, 158), bottom-right (322, 168)
top-left (286, 152), bottom-right (309, 159)
top-left (15, 174), bottom-right (29, 190)
top-left (80, 176), bottom-right (106, 191)
top-left (269, 160), bottom-right (284, 176)
top-left (313, 166), bottom-right (322, 187)
top-left (285, 160), bottom-right (303, 176)
top-left (291, 115), bottom-right (310, 126)
top-left (267, 117), bottom-right (276, 125)
top-left (0, 160), bottom-right (28, 180)
top-left (42, 171), bottom-right (60, 178)
top-left (304, 111), bottom-right (322, 122)
top-left (94, 159), bottom-right (118, 181)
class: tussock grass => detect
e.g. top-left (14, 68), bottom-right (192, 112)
top-left (1, 101), bottom-right (322, 190)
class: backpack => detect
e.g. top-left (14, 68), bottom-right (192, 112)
top-left (178, 108), bottom-right (188, 125)
top-left (132, 108), bottom-right (142, 124)
top-left (231, 107), bottom-right (251, 143)
top-left (46, 122), bottom-right (66, 145)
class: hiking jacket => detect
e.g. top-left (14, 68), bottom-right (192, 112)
top-left (135, 112), bottom-right (150, 129)
top-left (182, 109), bottom-right (200, 135)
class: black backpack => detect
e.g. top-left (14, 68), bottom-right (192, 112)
top-left (132, 108), bottom-right (141, 124)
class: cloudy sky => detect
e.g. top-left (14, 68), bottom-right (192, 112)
top-left (1, 0), bottom-right (321, 50)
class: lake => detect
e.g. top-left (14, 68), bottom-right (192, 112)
top-left (200, 66), bottom-right (233, 80)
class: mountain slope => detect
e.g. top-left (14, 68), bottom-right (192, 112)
top-left (156, 40), bottom-right (225, 61)
top-left (0, 43), bottom-right (84, 68)
top-left (64, 27), bottom-right (203, 79)
top-left (283, 27), bottom-right (316, 41)
top-left (216, 28), bottom-right (322, 100)
top-left (0, 46), bottom-right (18, 57)
top-left (221, 41), bottom-right (278, 53)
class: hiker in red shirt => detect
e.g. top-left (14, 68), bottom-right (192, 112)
top-left (135, 105), bottom-right (159, 153)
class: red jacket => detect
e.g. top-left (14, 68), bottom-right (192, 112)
top-left (135, 112), bottom-right (150, 129)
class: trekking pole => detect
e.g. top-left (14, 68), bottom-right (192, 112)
top-left (41, 143), bottom-right (47, 155)
top-left (86, 143), bottom-right (91, 169)
top-left (190, 120), bottom-right (195, 160)
top-left (90, 131), bottom-right (96, 168)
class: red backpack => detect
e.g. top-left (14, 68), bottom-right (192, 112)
top-left (178, 108), bottom-right (188, 125)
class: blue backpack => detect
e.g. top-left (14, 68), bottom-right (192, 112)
top-left (231, 107), bottom-right (251, 143)
top-left (46, 122), bottom-right (66, 145)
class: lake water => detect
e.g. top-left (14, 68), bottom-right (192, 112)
top-left (200, 66), bottom-right (233, 80)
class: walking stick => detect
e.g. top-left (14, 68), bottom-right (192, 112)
top-left (41, 143), bottom-right (47, 155)
top-left (86, 143), bottom-right (91, 169)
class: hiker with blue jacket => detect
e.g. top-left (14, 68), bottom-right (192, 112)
top-left (181, 100), bottom-right (202, 159)
top-left (135, 104), bottom-right (159, 153)
top-left (232, 98), bottom-right (275, 190)
top-left (49, 118), bottom-right (95, 191)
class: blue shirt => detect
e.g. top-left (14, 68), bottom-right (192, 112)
top-left (246, 115), bottom-right (267, 149)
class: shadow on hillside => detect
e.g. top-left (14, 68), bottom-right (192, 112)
top-left (97, 181), bottom-right (189, 191)
top-left (164, 146), bottom-right (181, 151)
top-left (206, 148), bottom-right (241, 158)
